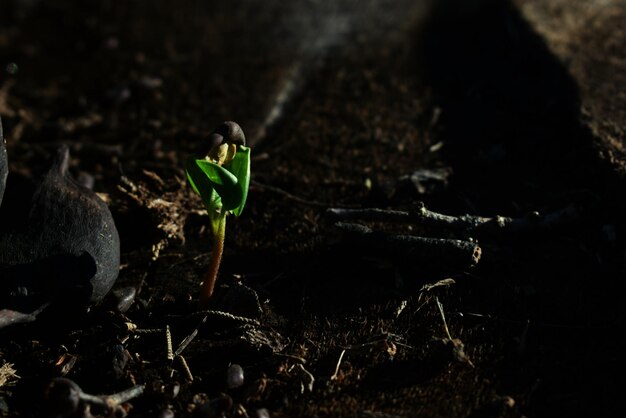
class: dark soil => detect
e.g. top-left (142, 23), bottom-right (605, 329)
top-left (1, 1), bottom-right (625, 417)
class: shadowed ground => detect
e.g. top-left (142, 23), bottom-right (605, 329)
top-left (0, 1), bottom-right (625, 417)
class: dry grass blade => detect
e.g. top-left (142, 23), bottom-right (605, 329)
top-left (0, 363), bottom-right (20, 388)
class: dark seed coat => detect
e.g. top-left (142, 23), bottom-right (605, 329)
top-left (0, 117), bottom-right (120, 312)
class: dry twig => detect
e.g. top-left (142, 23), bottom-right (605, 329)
top-left (332, 222), bottom-right (481, 268)
top-left (328, 203), bottom-right (581, 237)
top-left (330, 350), bottom-right (346, 381)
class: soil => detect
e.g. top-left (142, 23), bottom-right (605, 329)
top-left (1, 1), bottom-right (625, 417)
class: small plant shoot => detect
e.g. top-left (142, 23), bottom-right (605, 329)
top-left (185, 121), bottom-right (250, 305)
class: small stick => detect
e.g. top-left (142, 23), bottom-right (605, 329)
top-left (177, 355), bottom-right (194, 382)
top-left (328, 208), bottom-right (412, 223)
top-left (133, 328), bottom-right (165, 335)
top-left (273, 353), bottom-right (307, 364)
top-left (420, 278), bottom-right (456, 293)
top-left (436, 297), bottom-right (453, 340)
top-left (328, 203), bottom-right (581, 237)
top-left (174, 315), bottom-right (208, 357)
top-left (330, 350), bottom-right (346, 381)
top-left (45, 378), bottom-right (144, 412)
top-left (333, 222), bottom-right (481, 268)
top-left (105, 385), bottom-right (146, 407)
top-left (290, 364), bottom-right (314, 393)
top-left (436, 298), bottom-right (475, 367)
top-left (189, 310), bottom-right (260, 326)
top-left (395, 300), bottom-right (408, 319)
top-left (166, 325), bottom-right (174, 361)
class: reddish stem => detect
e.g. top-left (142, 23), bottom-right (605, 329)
top-left (199, 214), bottom-right (226, 306)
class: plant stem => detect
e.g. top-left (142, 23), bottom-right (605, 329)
top-left (199, 213), bottom-right (226, 305)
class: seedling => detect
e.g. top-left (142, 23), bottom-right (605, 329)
top-left (185, 122), bottom-right (250, 305)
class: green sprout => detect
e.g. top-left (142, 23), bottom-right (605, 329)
top-left (185, 122), bottom-right (250, 305)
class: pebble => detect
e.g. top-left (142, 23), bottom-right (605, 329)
top-left (164, 381), bottom-right (181, 400)
top-left (251, 408), bottom-right (271, 418)
top-left (159, 409), bottom-right (174, 418)
top-left (111, 286), bottom-right (137, 313)
top-left (43, 378), bottom-right (81, 417)
top-left (226, 364), bottom-right (245, 389)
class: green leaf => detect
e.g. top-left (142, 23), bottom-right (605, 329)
top-left (194, 160), bottom-right (238, 189)
top-left (186, 159), bottom-right (239, 210)
top-left (185, 158), bottom-right (222, 215)
top-left (225, 146), bottom-right (251, 217)
top-left (185, 146), bottom-right (250, 221)
top-left (185, 146), bottom-right (250, 218)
